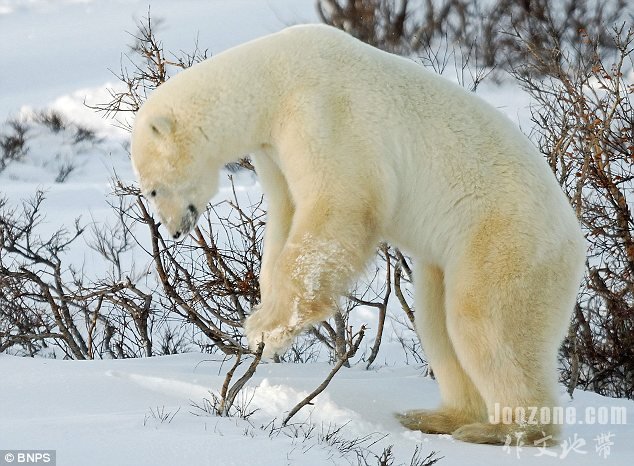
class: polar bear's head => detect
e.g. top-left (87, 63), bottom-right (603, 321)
top-left (131, 108), bottom-right (221, 240)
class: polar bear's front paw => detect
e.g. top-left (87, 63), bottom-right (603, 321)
top-left (244, 307), bottom-right (304, 358)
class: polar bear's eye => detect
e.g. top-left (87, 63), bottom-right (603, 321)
top-left (149, 190), bottom-right (157, 197)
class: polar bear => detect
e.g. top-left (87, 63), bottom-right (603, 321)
top-left (130, 24), bottom-right (586, 445)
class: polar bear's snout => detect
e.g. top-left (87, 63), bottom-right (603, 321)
top-left (169, 203), bottom-right (199, 240)
top-left (180, 203), bottom-right (198, 238)
top-left (150, 196), bottom-right (200, 241)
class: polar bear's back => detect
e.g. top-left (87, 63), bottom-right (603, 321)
top-left (251, 25), bottom-right (581, 256)
top-left (261, 27), bottom-right (563, 189)
top-left (187, 24), bottom-right (529, 170)
top-left (257, 25), bottom-right (536, 169)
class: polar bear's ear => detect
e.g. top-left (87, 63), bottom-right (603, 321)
top-left (148, 115), bottom-right (174, 138)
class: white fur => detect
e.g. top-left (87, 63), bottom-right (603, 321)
top-left (130, 24), bottom-right (586, 444)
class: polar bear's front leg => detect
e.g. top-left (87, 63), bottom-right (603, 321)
top-left (245, 200), bottom-right (378, 357)
top-left (251, 155), bottom-right (294, 306)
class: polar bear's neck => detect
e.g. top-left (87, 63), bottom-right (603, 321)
top-left (155, 42), bottom-right (282, 164)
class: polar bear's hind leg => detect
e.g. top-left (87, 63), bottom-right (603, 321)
top-left (397, 264), bottom-right (487, 434)
top-left (442, 217), bottom-right (582, 445)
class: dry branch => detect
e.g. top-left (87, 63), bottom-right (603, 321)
top-left (282, 326), bottom-right (366, 426)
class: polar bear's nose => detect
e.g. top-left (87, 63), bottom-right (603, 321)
top-left (173, 230), bottom-right (182, 239)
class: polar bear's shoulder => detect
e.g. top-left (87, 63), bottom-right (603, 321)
top-left (247, 23), bottom-right (362, 56)
top-left (278, 23), bottom-right (351, 39)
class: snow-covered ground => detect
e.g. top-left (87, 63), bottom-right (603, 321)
top-left (1, 1), bottom-right (632, 465)
top-left (2, 353), bottom-right (633, 465)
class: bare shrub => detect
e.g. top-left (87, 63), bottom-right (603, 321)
top-left (317, 0), bottom-right (478, 53)
top-left (35, 110), bottom-right (66, 133)
top-left (0, 190), bottom-right (166, 359)
top-left (73, 126), bottom-right (97, 144)
top-left (317, 0), bottom-right (411, 52)
top-left (0, 192), bottom-right (89, 358)
top-left (112, 179), bottom-right (264, 356)
top-left (0, 111), bottom-right (104, 177)
top-left (317, 0), bottom-right (628, 74)
top-left (512, 25), bottom-right (634, 399)
top-left (87, 10), bottom-right (209, 132)
top-left (0, 119), bottom-right (29, 171)
top-left (54, 159), bottom-right (76, 183)
top-left (471, 0), bottom-right (627, 73)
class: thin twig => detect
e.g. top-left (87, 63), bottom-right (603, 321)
top-left (282, 326), bottom-right (365, 426)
